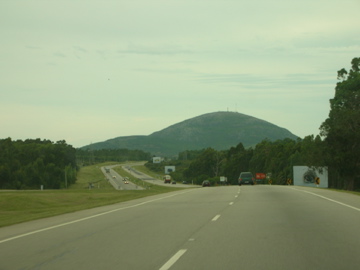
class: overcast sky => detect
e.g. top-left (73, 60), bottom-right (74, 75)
top-left (1, 0), bottom-right (359, 148)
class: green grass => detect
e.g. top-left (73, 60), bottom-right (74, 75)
top-left (132, 165), bottom-right (163, 179)
top-left (0, 162), bottom-right (182, 228)
top-left (69, 162), bottom-right (117, 190)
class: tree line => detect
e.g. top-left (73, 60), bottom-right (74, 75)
top-left (151, 136), bottom-right (323, 187)
top-left (0, 138), bottom-right (77, 189)
top-left (0, 140), bottom-right (151, 190)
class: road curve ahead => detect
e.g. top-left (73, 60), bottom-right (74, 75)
top-left (1, 186), bottom-right (360, 270)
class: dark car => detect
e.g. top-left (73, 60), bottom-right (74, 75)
top-left (238, 172), bottom-right (254, 185)
top-left (202, 180), bottom-right (210, 187)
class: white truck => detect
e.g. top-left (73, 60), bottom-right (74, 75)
top-left (163, 175), bottom-right (171, 184)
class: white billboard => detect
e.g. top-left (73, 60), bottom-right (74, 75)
top-left (165, 166), bottom-right (175, 174)
top-left (220, 176), bottom-right (227, 182)
top-left (293, 166), bottom-right (328, 188)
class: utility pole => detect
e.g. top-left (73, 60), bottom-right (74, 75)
top-left (65, 168), bottom-right (67, 189)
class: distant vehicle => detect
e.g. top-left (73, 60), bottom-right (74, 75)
top-left (112, 176), bottom-right (116, 179)
top-left (238, 172), bottom-right (254, 185)
top-left (163, 175), bottom-right (171, 184)
top-left (123, 177), bottom-right (129, 181)
top-left (124, 181), bottom-right (129, 184)
top-left (171, 181), bottom-right (176, 184)
top-left (182, 181), bottom-right (188, 184)
top-left (105, 168), bottom-right (110, 173)
top-left (202, 180), bottom-right (210, 187)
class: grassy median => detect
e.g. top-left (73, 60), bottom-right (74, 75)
top-left (0, 162), bottom-right (180, 228)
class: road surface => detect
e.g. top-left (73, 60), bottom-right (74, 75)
top-left (101, 165), bottom-right (144, 190)
top-left (112, 163), bottom-right (197, 188)
top-left (1, 186), bottom-right (360, 269)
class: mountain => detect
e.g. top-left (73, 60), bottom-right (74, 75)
top-left (80, 111), bottom-right (299, 156)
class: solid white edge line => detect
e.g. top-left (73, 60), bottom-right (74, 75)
top-left (291, 187), bottom-right (360, 212)
top-left (0, 190), bottom-right (195, 244)
top-left (159, 249), bottom-right (187, 270)
top-left (212, 214), bottom-right (221, 221)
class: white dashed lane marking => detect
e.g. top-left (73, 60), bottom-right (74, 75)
top-left (159, 249), bottom-right (187, 270)
top-left (212, 215), bottom-right (221, 221)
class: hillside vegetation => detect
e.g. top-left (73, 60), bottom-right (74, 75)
top-left (81, 111), bottom-right (298, 156)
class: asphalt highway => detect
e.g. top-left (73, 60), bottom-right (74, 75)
top-left (115, 163), bottom-right (196, 188)
top-left (1, 186), bottom-right (360, 269)
top-left (101, 165), bottom-right (144, 190)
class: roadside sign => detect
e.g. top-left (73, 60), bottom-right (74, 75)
top-left (256, 173), bottom-right (266, 179)
top-left (220, 176), bottom-right (227, 182)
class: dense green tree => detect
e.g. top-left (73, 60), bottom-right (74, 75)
top-left (222, 143), bottom-right (252, 184)
top-left (320, 57), bottom-right (360, 190)
top-left (247, 139), bottom-right (294, 184)
top-left (249, 140), bottom-right (271, 175)
top-left (183, 148), bottom-right (226, 184)
top-left (299, 135), bottom-right (326, 169)
top-left (0, 138), bottom-right (77, 189)
top-left (178, 150), bottom-right (204, 161)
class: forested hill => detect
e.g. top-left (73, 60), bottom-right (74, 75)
top-left (81, 111), bottom-right (299, 156)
